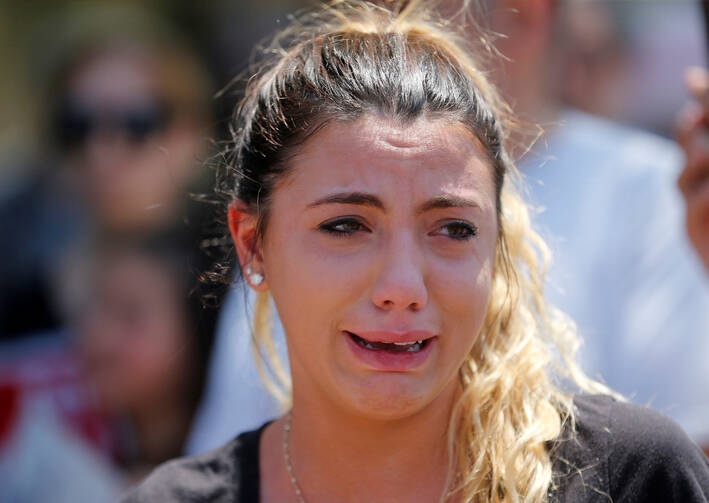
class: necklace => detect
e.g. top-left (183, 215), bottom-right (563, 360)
top-left (283, 412), bottom-right (452, 503)
top-left (283, 411), bottom-right (307, 503)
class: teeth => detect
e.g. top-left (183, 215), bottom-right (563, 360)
top-left (349, 332), bottom-right (428, 353)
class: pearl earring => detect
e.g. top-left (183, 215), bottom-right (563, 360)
top-left (245, 267), bottom-right (264, 286)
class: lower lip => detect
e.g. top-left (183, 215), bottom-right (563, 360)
top-left (343, 332), bottom-right (436, 371)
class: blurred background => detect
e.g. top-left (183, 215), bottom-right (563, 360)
top-left (0, 0), bottom-right (706, 501)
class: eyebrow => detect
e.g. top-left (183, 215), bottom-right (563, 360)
top-left (307, 191), bottom-right (479, 213)
top-left (416, 194), bottom-right (480, 214)
top-left (307, 192), bottom-right (385, 210)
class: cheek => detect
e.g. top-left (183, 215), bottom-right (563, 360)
top-left (264, 229), bottom-right (368, 336)
top-left (432, 241), bottom-right (495, 347)
top-left (439, 259), bottom-right (492, 321)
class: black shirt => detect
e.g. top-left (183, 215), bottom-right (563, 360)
top-left (121, 395), bottom-right (709, 502)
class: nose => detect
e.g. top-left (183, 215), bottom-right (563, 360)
top-left (371, 233), bottom-right (428, 311)
top-left (82, 130), bottom-right (134, 171)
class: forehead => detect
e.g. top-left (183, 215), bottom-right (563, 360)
top-left (69, 51), bottom-right (156, 107)
top-left (282, 115), bottom-right (496, 204)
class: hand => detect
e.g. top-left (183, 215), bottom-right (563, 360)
top-left (677, 67), bottom-right (709, 272)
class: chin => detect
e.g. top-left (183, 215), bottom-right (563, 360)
top-left (340, 373), bottom-right (443, 421)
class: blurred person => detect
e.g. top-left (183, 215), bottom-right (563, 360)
top-left (51, 37), bottom-right (212, 232)
top-left (0, 230), bottom-right (223, 501)
top-left (679, 66), bottom-right (709, 274)
top-left (0, 5), bottom-right (225, 499)
top-left (677, 63), bottom-right (709, 439)
top-left (75, 232), bottom-right (220, 482)
top-left (486, 0), bottom-right (709, 450)
top-left (677, 68), bottom-right (709, 456)
top-left (0, 4), bottom-right (214, 337)
top-left (0, 330), bottom-right (123, 503)
top-left (554, 2), bottom-right (629, 123)
top-left (613, 2), bottom-right (706, 137)
top-left (552, 2), bottom-right (705, 137)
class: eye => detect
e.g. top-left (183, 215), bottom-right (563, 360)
top-left (432, 220), bottom-right (478, 241)
top-left (318, 217), bottom-right (370, 237)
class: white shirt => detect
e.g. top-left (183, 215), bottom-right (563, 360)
top-left (523, 110), bottom-right (709, 442)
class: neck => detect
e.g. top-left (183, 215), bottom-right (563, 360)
top-left (264, 382), bottom-right (461, 503)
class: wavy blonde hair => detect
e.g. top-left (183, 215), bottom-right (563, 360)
top-left (222, 1), bottom-right (612, 501)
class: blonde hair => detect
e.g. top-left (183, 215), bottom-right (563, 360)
top-left (224, 1), bottom-right (612, 501)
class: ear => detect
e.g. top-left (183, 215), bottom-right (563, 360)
top-left (228, 200), bottom-right (269, 291)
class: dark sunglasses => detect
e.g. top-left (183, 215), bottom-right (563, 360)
top-left (54, 98), bottom-right (171, 150)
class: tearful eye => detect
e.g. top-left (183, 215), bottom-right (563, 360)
top-left (318, 217), bottom-right (370, 237)
top-left (433, 220), bottom-right (478, 241)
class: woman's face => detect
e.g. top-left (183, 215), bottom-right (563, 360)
top-left (77, 252), bottom-right (190, 414)
top-left (62, 50), bottom-right (203, 230)
top-left (243, 116), bottom-right (498, 420)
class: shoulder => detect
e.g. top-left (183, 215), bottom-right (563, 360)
top-left (118, 425), bottom-right (264, 503)
top-left (551, 394), bottom-right (709, 503)
top-left (603, 397), bottom-right (709, 502)
top-left (572, 394), bottom-right (706, 462)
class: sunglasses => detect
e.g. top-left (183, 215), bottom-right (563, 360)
top-left (54, 98), bottom-right (171, 150)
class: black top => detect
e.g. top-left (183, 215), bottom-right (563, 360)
top-left (121, 395), bottom-right (709, 502)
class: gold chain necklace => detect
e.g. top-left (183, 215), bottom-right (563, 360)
top-left (283, 411), bottom-right (307, 503)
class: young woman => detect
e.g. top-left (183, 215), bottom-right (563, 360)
top-left (75, 232), bottom-right (219, 483)
top-left (123, 1), bottom-right (709, 501)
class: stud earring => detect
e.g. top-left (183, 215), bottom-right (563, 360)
top-left (245, 267), bottom-right (264, 286)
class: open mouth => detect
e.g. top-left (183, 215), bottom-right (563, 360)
top-left (345, 331), bottom-right (432, 353)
